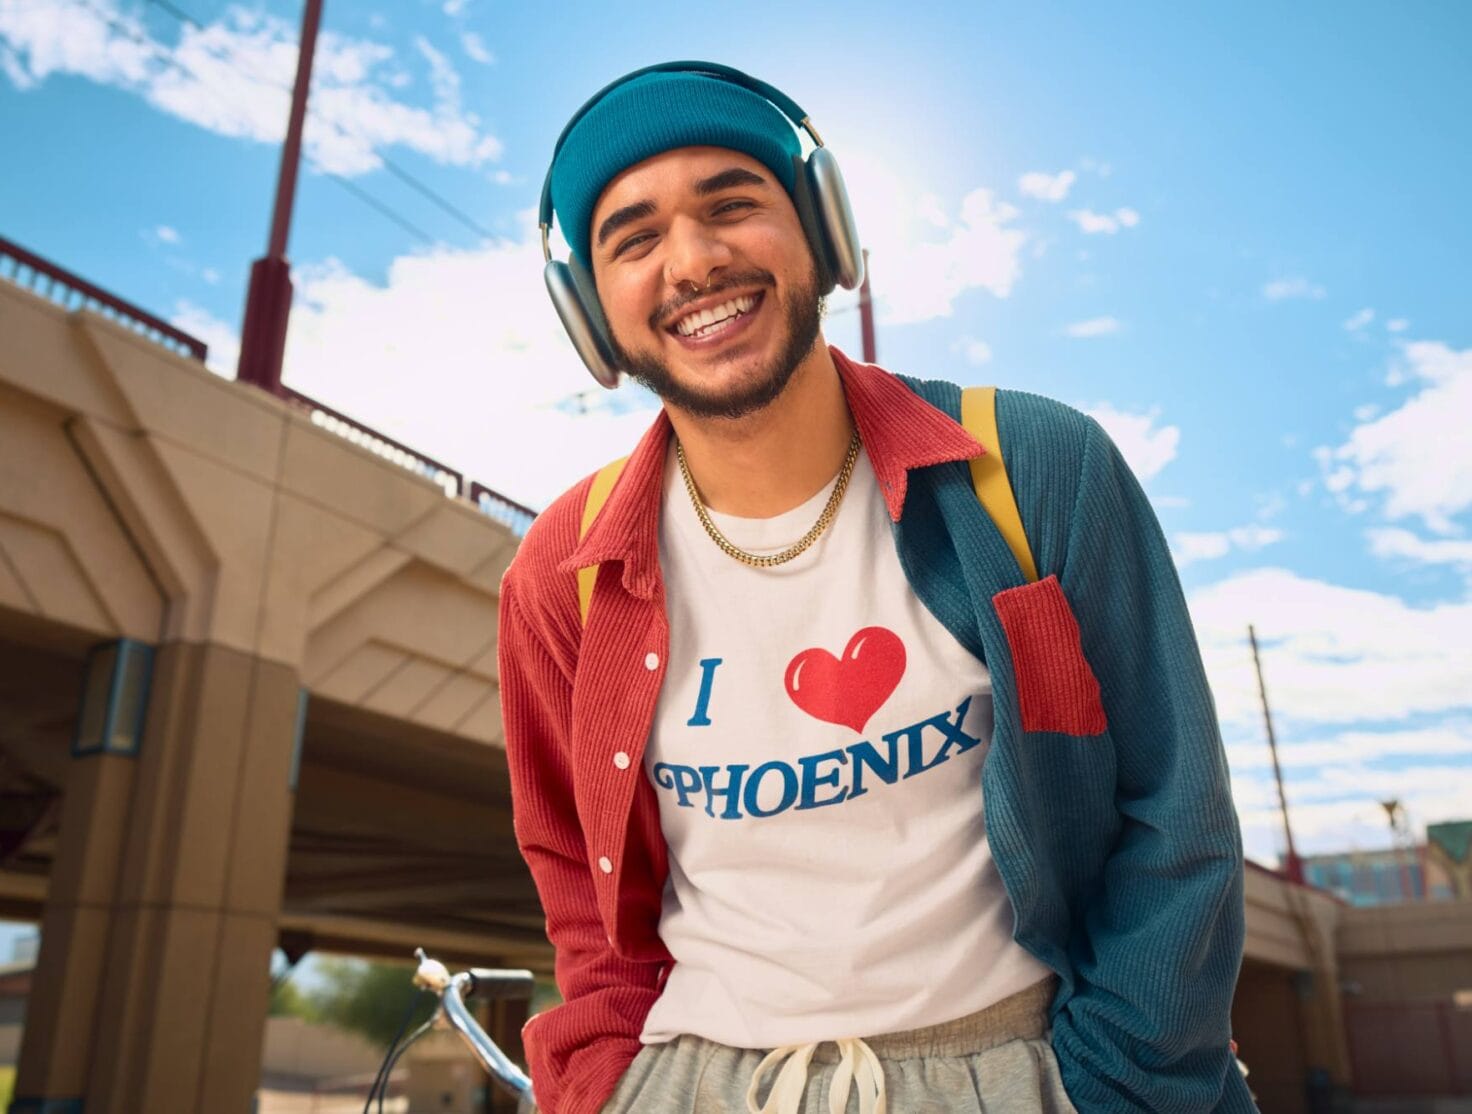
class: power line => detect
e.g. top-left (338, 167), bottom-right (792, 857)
top-left (143, 0), bottom-right (494, 241)
top-left (74, 0), bottom-right (434, 246)
top-left (324, 171), bottom-right (435, 244)
top-left (379, 156), bottom-right (493, 240)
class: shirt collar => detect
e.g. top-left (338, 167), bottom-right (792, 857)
top-left (558, 345), bottom-right (984, 598)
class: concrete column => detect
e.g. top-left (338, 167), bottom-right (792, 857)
top-left (12, 640), bottom-right (301, 1114)
top-left (11, 753), bottom-right (136, 1110)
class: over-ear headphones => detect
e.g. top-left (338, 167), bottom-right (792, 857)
top-left (538, 61), bottom-right (864, 389)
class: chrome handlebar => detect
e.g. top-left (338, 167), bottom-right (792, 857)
top-left (413, 947), bottom-right (537, 1107)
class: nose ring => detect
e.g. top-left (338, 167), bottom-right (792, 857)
top-left (682, 270), bottom-right (716, 295)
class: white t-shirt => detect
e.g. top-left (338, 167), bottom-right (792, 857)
top-left (638, 444), bottom-right (1051, 1048)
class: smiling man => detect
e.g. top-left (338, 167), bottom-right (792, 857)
top-left (497, 63), bottom-right (1256, 1114)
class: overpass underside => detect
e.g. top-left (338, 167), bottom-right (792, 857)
top-left (0, 277), bottom-right (545, 1113)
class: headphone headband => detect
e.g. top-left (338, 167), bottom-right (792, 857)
top-left (537, 60), bottom-right (820, 253)
top-left (537, 61), bottom-right (864, 389)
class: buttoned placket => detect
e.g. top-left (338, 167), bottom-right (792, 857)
top-left (592, 599), bottom-right (671, 956)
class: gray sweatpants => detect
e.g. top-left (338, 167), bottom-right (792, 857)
top-left (597, 977), bottom-right (1078, 1114)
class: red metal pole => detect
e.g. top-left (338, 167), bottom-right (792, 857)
top-left (858, 248), bottom-right (876, 364)
top-left (237, 0), bottom-right (324, 395)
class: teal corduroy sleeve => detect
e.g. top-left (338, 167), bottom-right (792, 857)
top-left (1051, 417), bottom-right (1258, 1113)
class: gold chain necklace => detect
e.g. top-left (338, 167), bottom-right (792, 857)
top-left (675, 431), bottom-right (861, 568)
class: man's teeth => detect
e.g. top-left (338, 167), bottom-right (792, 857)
top-left (674, 294), bottom-right (758, 337)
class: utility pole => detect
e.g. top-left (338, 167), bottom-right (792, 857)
top-left (1249, 624), bottom-right (1304, 883)
top-left (237, 0), bottom-right (324, 395)
top-left (858, 248), bottom-right (876, 364)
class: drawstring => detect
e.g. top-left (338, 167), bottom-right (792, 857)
top-left (745, 1037), bottom-right (887, 1114)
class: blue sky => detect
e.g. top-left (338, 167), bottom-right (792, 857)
top-left (2, 0), bottom-right (1470, 889)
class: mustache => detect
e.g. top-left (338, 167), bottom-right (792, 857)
top-left (650, 269), bottom-right (776, 330)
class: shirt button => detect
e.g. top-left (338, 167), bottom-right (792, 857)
top-left (644, 652), bottom-right (659, 671)
top-left (613, 751), bottom-right (631, 770)
top-left (598, 856), bottom-right (613, 874)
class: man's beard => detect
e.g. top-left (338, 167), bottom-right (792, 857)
top-left (608, 264), bottom-right (825, 421)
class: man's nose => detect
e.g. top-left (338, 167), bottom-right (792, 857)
top-left (663, 215), bottom-right (734, 292)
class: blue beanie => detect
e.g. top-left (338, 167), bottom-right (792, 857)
top-left (550, 70), bottom-right (801, 269)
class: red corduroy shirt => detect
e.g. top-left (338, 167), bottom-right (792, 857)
top-left (497, 349), bottom-right (983, 1114)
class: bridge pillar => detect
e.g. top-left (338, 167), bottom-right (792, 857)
top-left (12, 641), bottom-right (301, 1114)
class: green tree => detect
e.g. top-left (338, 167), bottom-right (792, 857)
top-left (269, 972), bottom-right (318, 1019)
top-left (308, 957), bottom-right (436, 1049)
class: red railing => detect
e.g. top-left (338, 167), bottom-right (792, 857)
top-left (0, 235), bottom-right (208, 361)
top-left (2, 235), bottom-right (538, 536)
top-left (280, 386), bottom-right (465, 496)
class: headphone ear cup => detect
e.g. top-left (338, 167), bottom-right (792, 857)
top-left (804, 147), bottom-right (865, 290)
top-left (543, 257), bottom-right (622, 388)
top-left (789, 153), bottom-right (837, 295)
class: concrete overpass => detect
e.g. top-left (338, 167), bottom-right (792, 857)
top-left (1, 245), bottom-right (1468, 1112)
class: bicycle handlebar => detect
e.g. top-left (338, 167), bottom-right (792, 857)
top-left (412, 948), bottom-right (536, 1106)
top-left (467, 968), bottom-right (537, 1001)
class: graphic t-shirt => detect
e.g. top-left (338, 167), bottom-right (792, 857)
top-left (639, 443), bottom-right (1052, 1048)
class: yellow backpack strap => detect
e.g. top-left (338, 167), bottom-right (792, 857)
top-left (961, 386), bottom-right (1039, 584)
top-left (577, 457), bottom-right (630, 625)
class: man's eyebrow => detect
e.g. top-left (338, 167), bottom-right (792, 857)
top-left (594, 168), bottom-right (769, 251)
top-left (596, 199), bottom-right (657, 250)
top-left (694, 167), bottom-right (768, 196)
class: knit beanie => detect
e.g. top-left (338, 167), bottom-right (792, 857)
top-left (549, 70), bottom-right (801, 269)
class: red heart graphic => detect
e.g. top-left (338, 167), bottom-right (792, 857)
top-left (784, 627), bottom-right (907, 733)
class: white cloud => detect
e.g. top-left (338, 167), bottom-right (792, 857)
top-left (951, 336), bottom-right (992, 366)
top-left (1082, 402), bottom-right (1178, 482)
top-left (1262, 276), bottom-right (1326, 301)
top-left (1235, 779), bottom-right (1472, 862)
top-left (1256, 490), bottom-right (1288, 520)
top-left (0, 1), bottom-right (501, 177)
top-left (1366, 527), bottom-right (1472, 572)
top-left (155, 224), bottom-right (181, 245)
top-left (257, 231), bottom-right (660, 509)
top-left (1188, 567), bottom-right (1472, 732)
top-left (914, 193), bottom-right (949, 230)
top-left (459, 32), bottom-right (493, 65)
top-left (1314, 340), bottom-right (1472, 533)
top-left (837, 149), bottom-right (1028, 325)
top-left (1066, 207), bottom-right (1140, 235)
top-left (1343, 307), bottom-right (1374, 331)
top-left (171, 299), bottom-right (241, 378)
top-left (1189, 557), bottom-right (1472, 862)
top-left (1017, 170), bottom-right (1075, 202)
top-left (1172, 524), bottom-right (1285, 568)
top-left (1064, 315), bottom-right (1120, 338)
top-left (1226, 723), bottom-right (1472, 774)
top-left (1174, 533), bottom-right (1231, 565)
top-left (1386, 318), bottom-right (1409, 333)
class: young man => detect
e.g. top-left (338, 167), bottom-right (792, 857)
top-left (499, 63), bottom-right (1255, 1114)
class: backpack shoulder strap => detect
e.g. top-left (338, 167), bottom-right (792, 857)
top-left (577, 456), bottom-right (629, 625)
top-left (960, 386), bottom-right (1039, 584)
